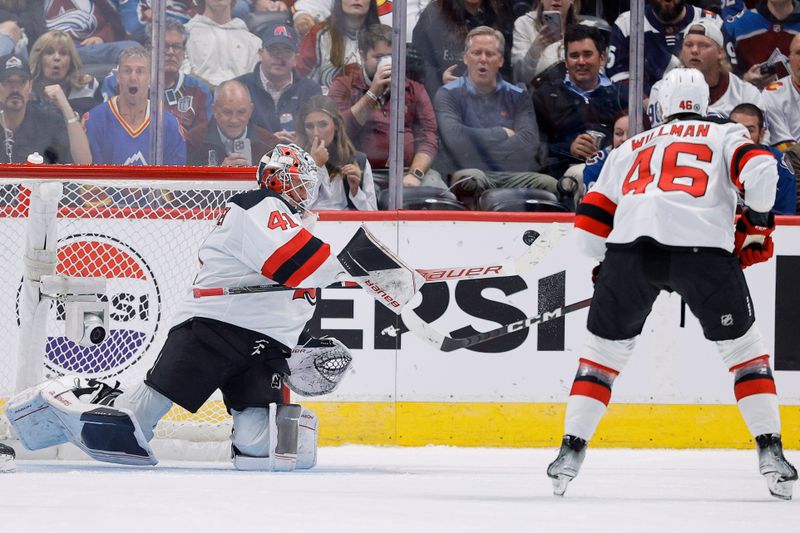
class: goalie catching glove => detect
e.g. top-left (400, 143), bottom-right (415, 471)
top-left (734, 209), bottom-right (775, 268)
top-left (285, 337), bottom-right (353, 396)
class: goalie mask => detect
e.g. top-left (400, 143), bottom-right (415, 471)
top-left (256, 144), bottom-right (318, 211)
top-left (285, 337), bottom-right (352, 396)
top-left (657, 67), bottom-right (709, 120)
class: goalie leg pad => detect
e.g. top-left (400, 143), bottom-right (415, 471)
top-left (231, 404), bottom-right (317, 471)
top-left (6, 379), bottom-right (157, 466)
top-left (114, 382), bottom-right (173, 442)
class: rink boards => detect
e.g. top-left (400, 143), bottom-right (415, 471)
top-left (3, 211), bottom-right (799, 449)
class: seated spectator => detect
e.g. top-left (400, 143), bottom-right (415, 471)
top-left (328, 23), bottom-right (444, 188)
top-left (730, 103), bottom-right (796, 215)
top-left (296, 0), bottom-right (380, 92)
top-left (243, 0), bottom-right (292, 36)
top-left (534, 25), bottom-right (628, 180)
top-left (0, 17), bottom-right (25, 58)
top-left (0, 1), bottom-right (46, 56)
top-left (763, 33), bottom-right (800, 151)
top-left (607, 0), bottom-right (730, 92)
top-left (29, 30), bottom-right (101, 117)
top-left (235, 21), bottom-right (320, 142)
top-left (582, 111), bottom-right (629, 192)
top-left (187, 80), bottom-right (278, 166)
top-left (511, 0), bottom-right (584, 84)
top-left (434, 26), bottom-right (556, 209)
top-left (679, 19), bottom-right (762, 117)
top-left (0, 52), bottom-right (90, 163)
top-left (43, 0), bottom-right (139, 65)
top-left (725, 0), bottom-right (800, 88)
top-left (412, 0), bottom-right (514, 100)
top-left (185, 0), bottom-right (261, 86)
top-left (101, 20), bottom-right (213, 132)
top-left (84, 46), bottom-right (186, 165)
top-left (292, 0), bottom-right (427, 39)
top-left (296, 94), bottom-right (378, 210)
top-left (122, 0), bottom-right (199, 38)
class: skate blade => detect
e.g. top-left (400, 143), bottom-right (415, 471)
top-left (765, 473), bottom-right (794, 501)
top-left (551, 475), bottom-right (572, 496)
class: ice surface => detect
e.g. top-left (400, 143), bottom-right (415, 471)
top-left (0, 446), bottom-right (796, 532)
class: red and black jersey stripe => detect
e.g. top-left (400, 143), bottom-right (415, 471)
top-left (729, 144), bottom-right (773, 191)
top-left (575, 191), bottom-right (617, 238)
top-left (261, 229), bottom-right (331, 287)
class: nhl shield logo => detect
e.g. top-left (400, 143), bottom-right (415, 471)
top-left (721, 314), bottom-right (733, 327)
top-left (271, 373), bottom-right (282, 389)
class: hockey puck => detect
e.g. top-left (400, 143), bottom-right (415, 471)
top-left (522, 230), bottom-right (540, 246)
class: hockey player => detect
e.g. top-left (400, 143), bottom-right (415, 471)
top-left (7, 143), bottom-right (421, 471)
top-left (548, 68), bottom-right (797, 500)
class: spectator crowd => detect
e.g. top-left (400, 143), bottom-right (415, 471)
top-left (0, 0), bottom-right (797, 213)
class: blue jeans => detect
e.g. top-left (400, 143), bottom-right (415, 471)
top-left (77, 40), bottom-right (140, 65)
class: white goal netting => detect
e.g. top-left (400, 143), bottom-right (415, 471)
top-left (0, 168), bottom-right (255, 458)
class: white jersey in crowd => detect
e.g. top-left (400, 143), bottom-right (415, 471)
top-left (708, 72), bottom-right (763, 117)
top-left (173, 189), bottom-right (345, 349)
top-left (762, 75), bottom-right (800, 148)
top-left (581, 118), bottom-right (777, 254)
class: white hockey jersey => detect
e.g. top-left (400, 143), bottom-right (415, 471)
top-left (575, 118), bottom-right (778, 255)
top-left (173, 189), bottom-right (345, 349)
top-left (762, 76), bottom-right (800, 148)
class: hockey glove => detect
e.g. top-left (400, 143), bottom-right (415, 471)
top-left (734, 209), bottom-right (775, 268)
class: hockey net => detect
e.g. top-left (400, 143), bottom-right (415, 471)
top-left (0, 165), bottom-right (255, 460)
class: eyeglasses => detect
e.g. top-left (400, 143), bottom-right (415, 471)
top-left (165, 43), bottom-right (185, 52)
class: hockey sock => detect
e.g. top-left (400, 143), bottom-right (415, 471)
top-left (564, 358), bottom-right (619, 442)
top-left (731, 355), bottom-right (781, 437)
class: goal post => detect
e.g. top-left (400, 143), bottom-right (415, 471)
top-left (0, 164), bottom-right (255, 460)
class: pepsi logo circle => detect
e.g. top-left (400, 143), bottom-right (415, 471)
top-left (45, 234), bottom-right (162, 377)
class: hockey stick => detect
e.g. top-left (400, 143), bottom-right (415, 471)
top-left (192, 224), bottom-right (570, 299)
top-left (401, 297), bottom-right (592, 352)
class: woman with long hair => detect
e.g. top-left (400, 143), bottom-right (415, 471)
top-left (296, 0), bottom-right (380, 92)
top-left (29, 30), bottom-right (101, 116)
top-left (511, 0), bottom-right (584, 84)
top-left (411, 0), bottom-right (513, 98)
top-left (295, 95), bottom-right (377, 210)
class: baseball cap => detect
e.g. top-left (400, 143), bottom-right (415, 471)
top-left (0, 54), bottom-right (31, 81)
top-left (684, 18), bottom-right (724, 49)
top-left (261, 22), bottom-right (299, 50)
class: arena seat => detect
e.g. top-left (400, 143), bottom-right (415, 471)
top-left (378, 187), bottom-right (466, 211)
top-left (478, 188), bottom-right (570, 212)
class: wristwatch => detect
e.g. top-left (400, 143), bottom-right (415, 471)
top-left (410, 168), bottom-right (424, 180)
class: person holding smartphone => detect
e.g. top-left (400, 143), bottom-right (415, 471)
top-left (186, 80), bottom-right (279, 167)
top-left (511, 0), bottom-right (585, 85)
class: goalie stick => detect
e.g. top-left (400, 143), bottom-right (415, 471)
top-left (401, 297), bottom-right (592, 352)
top-left (192, 223), bottom-right (570, 299)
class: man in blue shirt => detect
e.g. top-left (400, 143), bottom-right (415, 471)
top-left (730, 102), bottom-right (797, 214)
top-left (534, 25), bottom-right (628, 180)
top-left (434, 26), bottom-right (556, 209)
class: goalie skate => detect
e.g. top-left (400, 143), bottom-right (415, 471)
top-left (546, 435), bottom-right (587, 496)
top-left (0, 442), bottom-right (15, 473)
top-left (756, 434), bottom-right (797, 501)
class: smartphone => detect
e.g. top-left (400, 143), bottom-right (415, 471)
top-left (233, 138), bottom-right (252, 165)
top-left (542, 10), bottom-right (562, 39)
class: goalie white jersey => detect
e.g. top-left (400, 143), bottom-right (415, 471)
top-left (173, 189), bottom-right (345, 349)
top-left (576, 118), bottom-right (778, 253)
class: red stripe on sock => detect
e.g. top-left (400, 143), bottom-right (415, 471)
top-left (570, 380), bottom-right (612, 406)
top-left (734, 378), bottom-right (777, 401)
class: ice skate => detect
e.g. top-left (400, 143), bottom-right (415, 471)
top-left (0, 442), bottom-right (15, 473)
top-left (756, 434), bottom-right (797, 500)
top-left (70, 377), bottom-right (123, 406)
top-left (547, 435), bottom-right (587, 496)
